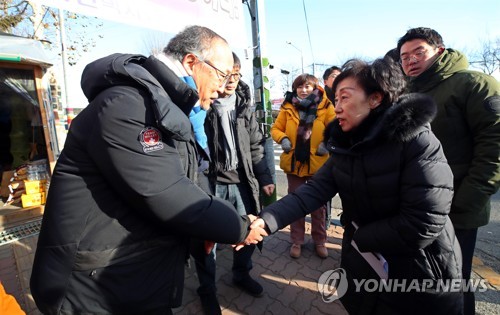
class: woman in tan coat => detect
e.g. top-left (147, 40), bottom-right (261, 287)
top-left (271, 73), bottom-right (335, 258)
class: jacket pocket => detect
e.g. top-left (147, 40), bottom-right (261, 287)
top-left (66, 240), bottom-right (187, 312)
top-left (386, 250), bottom-right (438, 281)
top-left (279, 151), bottom-right (294, 173)
top-left (73, 238), bottom-right (179, 270)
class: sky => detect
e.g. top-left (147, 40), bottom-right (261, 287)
top-left (260, 0), bottom-right (500, 97)
top-left (262, 0), bottom-right (500, 69)
top-left (56, 0), bottom-right (500, 106)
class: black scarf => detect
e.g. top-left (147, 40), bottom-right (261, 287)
top-left (291, 89), bottom-right (321, 165)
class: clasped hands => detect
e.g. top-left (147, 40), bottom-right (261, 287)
top-left (233, 214), bottom-right (268, 251)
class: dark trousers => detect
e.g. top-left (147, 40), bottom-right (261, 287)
top-left (455, 227), bottom-right (478, 315)
top-left (191, 182), bottom-right (256, 295)
top-left (190, 240), bottom-right (256, 295)
top-left (215, 183), bottom-right (256, 280)
top-left (190, 238), bottom-right (217, 295)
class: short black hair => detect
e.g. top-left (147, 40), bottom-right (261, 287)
top-left (333, 58), bottom-right (406, 105)
top-left (322, 66), bottom-right (341, 80)
top-left (397, 27), bottom-right (444, 55)
top-left (384, 48), bottom-right (400, 64)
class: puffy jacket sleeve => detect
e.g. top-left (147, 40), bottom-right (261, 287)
top-left (452, 75), bottom-right (500, 228)
top-left (260, 158), bottom-right (338, 232)
top-left (353, 129), bottom-right (454, 254)
top-left (248, 111), bottom-right (273, 186)
top-left (85, 89), bottom-right (248, 244)
top-left (270, 107), bottom-right (289, 143)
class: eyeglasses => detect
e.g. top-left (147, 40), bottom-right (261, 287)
top-left (194, 55), bottom-right (231, 86)
top-left (399, 49), bottom-right (427, 65)
top-left (230, 73), bottom-right (242, 80)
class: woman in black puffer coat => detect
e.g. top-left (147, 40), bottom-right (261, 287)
top-left (255, 57), bottom-right (463, 314)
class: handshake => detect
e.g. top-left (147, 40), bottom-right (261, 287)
top-left (204, 215), bottom-right (268, 254)
top-left (234, 214), bottom-right (268, 251)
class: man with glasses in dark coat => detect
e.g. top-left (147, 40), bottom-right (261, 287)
top-left (397, 27), bottom-right (500, 315)
top-left (30, 26), bottom-right (266, 315)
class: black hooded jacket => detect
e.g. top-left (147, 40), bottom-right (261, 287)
top-left (261, 93), bottom-right (462, 314)
top-left (30, 54), bottom-right (250, 314)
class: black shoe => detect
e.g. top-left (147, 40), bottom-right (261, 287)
top-left (233, 275), bottom-right (264, 297)
top-left (199, 292), bottom-right (221, 315)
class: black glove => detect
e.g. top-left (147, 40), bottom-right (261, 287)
top-left (281, 138), bottom-right (292, 153)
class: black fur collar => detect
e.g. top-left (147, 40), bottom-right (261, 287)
top-left (383, 93), bottom-right (437, 142)
top-left (325, 93), bottom-right (437, 148)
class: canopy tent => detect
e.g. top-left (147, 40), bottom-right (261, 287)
top-left (0, 32), bottom-right (53, 67)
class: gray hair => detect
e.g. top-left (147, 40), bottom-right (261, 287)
top-left (163, 25), bottom-right (227, 62)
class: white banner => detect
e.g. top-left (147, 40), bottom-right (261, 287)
top-left (31, 0), bottom-right (246, 47)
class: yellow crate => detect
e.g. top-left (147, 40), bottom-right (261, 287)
top-left (24, 180), bottom-right (47, 195)
top-left (21, 192), bottom-right (46, 208)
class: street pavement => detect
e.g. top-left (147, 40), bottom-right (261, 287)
top-left (173, 141), bottom-right (347, 314)
top-left (474, 191), bottom-right (500, 314)
top-left (173, 140), bottom-right (499, 315)
top-left (174, 218), bottom-right (347, 315)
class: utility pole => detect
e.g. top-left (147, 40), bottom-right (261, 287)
top-left (58, 9), bottom-right (70, 128)
top-left (286, 41), bottom-right (304, 73)
top-left (248, 0), bottom-right (276, 205)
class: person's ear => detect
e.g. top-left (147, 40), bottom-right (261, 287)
top-left (438, 46), bottom-right (445, 55)
top-left (369, 92), bottom-right (383, 109)
top-left (181, 53), bottom-right (198, 76)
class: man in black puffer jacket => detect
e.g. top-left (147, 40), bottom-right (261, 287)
top-left (30, 26), bottom-right (266, 315)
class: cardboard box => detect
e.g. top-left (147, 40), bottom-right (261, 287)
top-left (24, 180), bottom-right (47, 195)
top-left (21, 192), bottom-right (46, 208)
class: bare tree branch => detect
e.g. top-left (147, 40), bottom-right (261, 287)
top-left (469, 37), bottom-right (500, 75)
top-left (1, 0), bottom-right (104, 66)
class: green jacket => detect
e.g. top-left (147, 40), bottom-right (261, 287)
top-left (407, 49), bottom-right (500, 229)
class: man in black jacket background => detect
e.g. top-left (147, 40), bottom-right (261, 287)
top-left (30, 25), bottom-right (266, 315)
